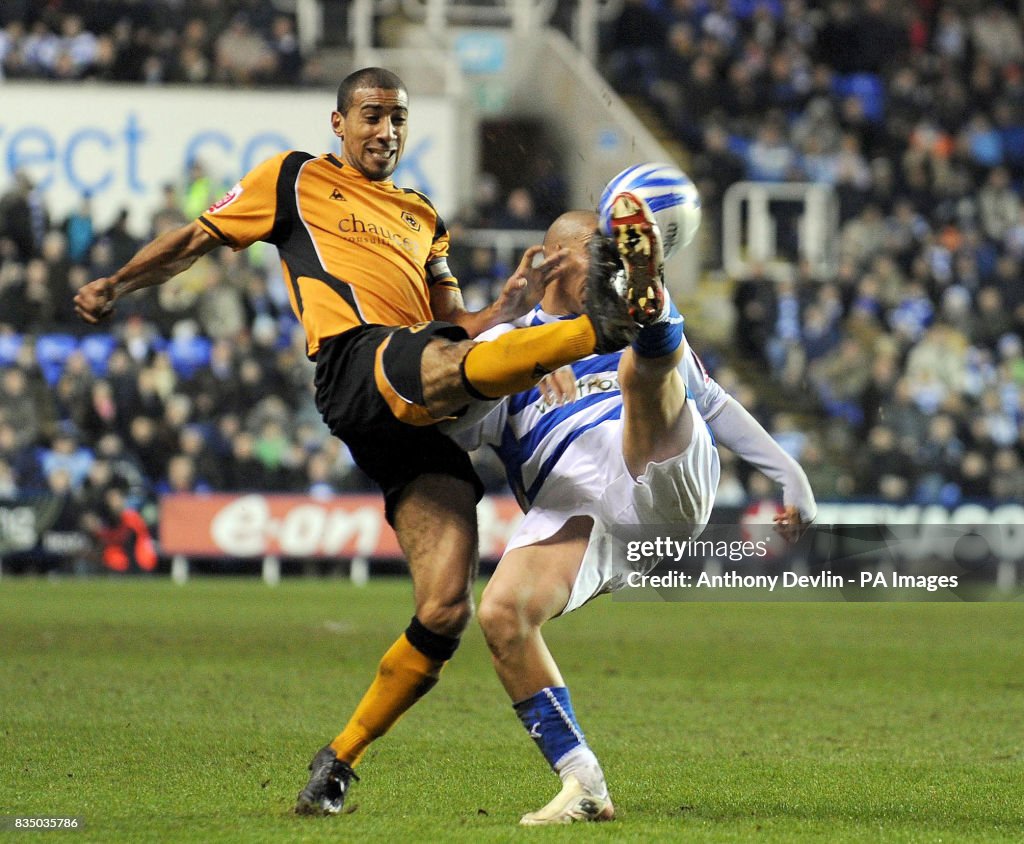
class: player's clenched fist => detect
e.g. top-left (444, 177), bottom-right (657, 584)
top-left (74, 278), bottom-right (116, 324)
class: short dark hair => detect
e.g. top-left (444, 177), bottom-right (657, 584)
top-left (336, 67), bottom-right (407, 112)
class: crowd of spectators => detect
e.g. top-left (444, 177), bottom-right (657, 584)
top-left (0, 1), bottom-right (569, 570)
top-left (3, 0), bottom-right (1024, 571)
top-left (602, 0), bottom-right (1024, 507)
top-left (0, 160), bottom-right (541, 568)
top-left (0, 0), bottom-right (308, 86)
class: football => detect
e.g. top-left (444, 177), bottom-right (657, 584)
top-left (597, 162), bottom-right (702, 259)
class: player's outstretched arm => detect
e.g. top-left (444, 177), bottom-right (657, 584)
top-left (430, 245), bottom-right (569, 338)
top-left (708, 397), bottom-right (817, 539)
top-left (684, 349), bottom-right (815, 539)
top-left (74, 221), bottom-right (220, 324)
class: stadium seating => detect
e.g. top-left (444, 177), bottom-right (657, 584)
top-left (0, 0), bottom-right (1021, 541)
top-left (34, 334), bottom-right (79, 385)
top-left (0, 333), bottom-right (23, 367)
top-left (79, 333), bottom-right (118, 377)
top-left (167, 335), bottom-right (213, 379)
top-left (832, 73), bottom-right (886, 123)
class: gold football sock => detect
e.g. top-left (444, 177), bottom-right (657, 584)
top-left (330, 632), bottom-right (445, 766)
top-left (461, 316), bottom-right (597, 399)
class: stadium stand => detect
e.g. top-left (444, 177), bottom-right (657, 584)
top-left (0, 1), bottom-right (307, 86)
top-left (1, 0), bottom-right (1022, 570)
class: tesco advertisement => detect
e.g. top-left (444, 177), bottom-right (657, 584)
top-left (0, 82), bottom-right (458, 233)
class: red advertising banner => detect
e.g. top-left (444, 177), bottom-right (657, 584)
top-left (158, 493), bottom-right (525, 559)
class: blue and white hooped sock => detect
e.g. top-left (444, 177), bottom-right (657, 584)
top-left (632, 298), bottom-right (684, 359)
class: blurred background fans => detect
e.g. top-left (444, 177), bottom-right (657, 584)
top-left (1, 0), bottom-right (1023, 573)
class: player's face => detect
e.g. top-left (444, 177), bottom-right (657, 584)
top-left (563, 233), bottom-right (593, 311)
top-left (541, 212), bottom-right (600, 315)
top-left (331, 87), bottom-right (409, 181)
top-left (549, 229), bottom-right (595, 314)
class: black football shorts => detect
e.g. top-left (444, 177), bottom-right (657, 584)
top-left (314, 322), bottom-right (484, 524)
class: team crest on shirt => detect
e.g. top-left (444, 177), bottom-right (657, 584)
top-left (401, 210), bottom-right (421, 231)
top-left (207, 183), bottom-right (243, 214)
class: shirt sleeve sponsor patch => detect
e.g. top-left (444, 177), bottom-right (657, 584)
top-left (207, 182), bottom-right (244, 214)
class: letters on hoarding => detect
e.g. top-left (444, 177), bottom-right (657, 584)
top-left (155, 494), bottom-right (1024, 561)
top-left (1, 83), bottom-right (456, 232)
top-left (158, 493), bottom-right (524, 559)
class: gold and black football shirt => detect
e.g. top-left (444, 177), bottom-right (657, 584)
top-left (197, 151), bottom-right (458, 357)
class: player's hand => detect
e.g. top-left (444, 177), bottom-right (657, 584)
top-left (74, 278), bottom-right (117, 324)
top-left (773, 504), bottom-right (811, 544)
top-left (537, 365), bottom-right (577, 406)
top-left (493, 245), bottom-right (569, 321)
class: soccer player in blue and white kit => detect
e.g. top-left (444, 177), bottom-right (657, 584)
top-left (451, 198), bottom-right (817, 824)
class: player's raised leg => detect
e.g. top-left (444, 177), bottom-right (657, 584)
top-left (478, 516), bottom-right (615, 825)
top-left (296, 474), bottom-right (478, 814)
top-left (418, 314), bottom-right (637, 420)
top-left (607, 191), bottom-right (692, 477)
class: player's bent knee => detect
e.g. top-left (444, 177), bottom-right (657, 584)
top-left (373, 324), bottom-right (471, 425)
top-left (420, 339), bottom-right (479, 417)
top-left (416, 593), bottom-right (474, 638)
top-left (478, 589), bottom-right (531, 650)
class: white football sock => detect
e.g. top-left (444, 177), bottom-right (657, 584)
top-left (554, 745), bottom-right (609, 799)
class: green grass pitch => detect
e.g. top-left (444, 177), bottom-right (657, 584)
top-left (1, 578), bottom-right (1022, 842)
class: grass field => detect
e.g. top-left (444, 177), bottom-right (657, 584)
top-left (1, 577), bottom-right (1022, 842)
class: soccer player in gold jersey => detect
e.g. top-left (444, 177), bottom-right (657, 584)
top-left (74, 67), bottom-right (635, 815)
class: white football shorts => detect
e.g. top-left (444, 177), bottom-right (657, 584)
top-left (500, 399), bottom-right (720, 615)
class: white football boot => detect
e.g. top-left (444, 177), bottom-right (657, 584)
top-left (518, 775), bottom-right (615, 826)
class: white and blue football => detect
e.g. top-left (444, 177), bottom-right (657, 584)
top-left (597, 162), bottom-right (701, 259)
